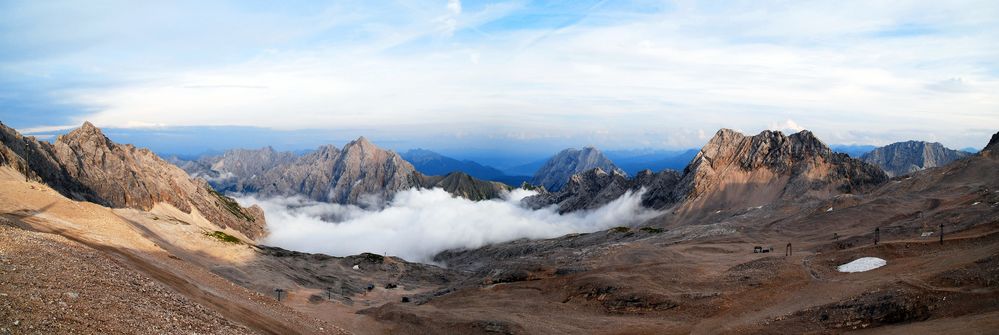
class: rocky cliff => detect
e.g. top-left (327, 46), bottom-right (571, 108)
top-left (861, 141), bottom-right (972, 177)
top-left (671, 129), bottom-right (887, 213)
top-left (523, 129), bottom-right (886, 214)
top-left (0, 122), bottom-right (266, 239)
top-left (523, 168), bottom-right (680, 213)
top-left (180, 137), bottom-right (509, 206)
top-left (531, 147), bottom-right (624, 192)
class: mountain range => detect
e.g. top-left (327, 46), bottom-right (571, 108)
top-left (605, 149), bottom-right (700, 175)
top-left (172, 137), bottom-right (511, 205)
top-left (524, 129), bottom-right (889, 215)
top-left (0, 121), bottom-right (266, 239)
top-left (860, 140), bottom-right (972, 177)
top-left (2, 120), bottom-right (997, 334)
top-left (530, 147), bottom-right (625, 192)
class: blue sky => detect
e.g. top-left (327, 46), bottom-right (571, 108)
top-left (1, 0), bottom-right (997, 156)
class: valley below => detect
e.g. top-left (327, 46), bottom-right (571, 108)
top-left (1, 125), bottom-right (997, 334)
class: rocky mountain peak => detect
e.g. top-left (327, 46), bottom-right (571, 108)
top-left (59, 121), bottom-right (112, 148)
top-left (350, 136), bottom-right (374, 149)
top-left (861, 140), bottom-right (971, 177)
top-left (0, 122), bottom-right (267, 239)
top-left (531, 146), bottom-right (624, 192)
top-left (984, 131), bottom-right (999, 152)
top-left (672, 128), bottom-right (886, 214)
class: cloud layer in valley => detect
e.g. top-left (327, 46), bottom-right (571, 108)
top-left (235, 188), bottom-right (660, 263)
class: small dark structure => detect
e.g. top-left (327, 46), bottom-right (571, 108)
top-left (753, 246), bottom-right (774, 253)
top-left (366, 284), bottom-right (375, 292)
top-left (940, 224), bottom-right (944, 245)
top-left (385, 283), bottom-right (398, 289)
top-left (401, 297), bottom-right (410, 303)
top-left (326, 287), bottom-right (334, 300)
top-left (874, 227), bottom-right (880, 245)
top-left (275, 288), bottom-right (285, 301)
top-left (785, 243), bottom-right (792, 257)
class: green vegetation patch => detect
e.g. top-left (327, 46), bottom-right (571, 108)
top-left (611, 226), bottom-right (631, 233)
top-left (206, 230), bottom-right (242, 244)
top-left (206, 186), bottom-right (255, 222)
top-left (640, 227), bottom-right (665, 234)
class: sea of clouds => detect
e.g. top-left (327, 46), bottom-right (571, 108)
top-left (235, 188), bottom-right (659, 263)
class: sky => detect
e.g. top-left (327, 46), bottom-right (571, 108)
top-left (1, 0), bottom-right (998, 157)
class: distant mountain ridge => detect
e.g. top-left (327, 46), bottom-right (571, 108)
top-left (530, 147), bottom-right (624, 192)
top-left (860, 141), bottom-right (971, 177)
top-left (401, 149), bottom-right (509, 180)
top-left (526, 129), bottom-right (889, 217)
top-left (174, 139), bottom-right (511, 205)
top-left (606, 149), bottom-right (699, 175)
top-left (829, 144), bottom-right (877, 158)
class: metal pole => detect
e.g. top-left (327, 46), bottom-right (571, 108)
top-left (275, 288), bottom-right (284, 301)
top-left (786, 243), bottom-right (791, 257)
top-left (326, 287), bottom-right (333, 300)
top-left (940, 224), bottom-right (944, 245)
top-left (874, 227), bottom-right (880, 245)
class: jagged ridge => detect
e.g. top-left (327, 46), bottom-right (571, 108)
top-left (0, 121), bottom-right (266, 239)
top-left (531, 147), bottom-right (624, 192)
top-left (860, 140), bottom-right (971, 177)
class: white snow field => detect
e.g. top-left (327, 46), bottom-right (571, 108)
top-left (837, 257), bottom-right (887, 273)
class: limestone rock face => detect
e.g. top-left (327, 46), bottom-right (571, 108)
top-left (531, 147), bottom-right (624, 192)
top-left (522, 129), bottom-right (885, 214)
top-left (980, 131), bottom-right (999, 159)
top-left (242, 137), bottom-right (421, 205)
top-left (0, 122), bottom-right (266, 239)
top-left (523, 167), bottom-right (680, 213)
top-left (180, 137), bottom-right (509, 206)
top-left (861, 141), bottom-right (972, 177)
top-left (988, 132), bottom-right (999, 151)
top-left (671, 129), bottom-right (887, 213)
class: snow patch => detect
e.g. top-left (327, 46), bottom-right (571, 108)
top-left (837, 257), bottom-right (886, 273)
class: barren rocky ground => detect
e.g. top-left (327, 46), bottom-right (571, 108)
top-left (0, 131), bottom-right (997, 334)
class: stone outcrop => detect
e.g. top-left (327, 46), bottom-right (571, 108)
top-left (531, 147), bottom-right (624, 192)
top-left (670, 129), bottom-right (887, 213)
top-left (0, 122), bottom-right (266, 239)
top-left (861, 141), bottom-right (971, 177)
top-left (523, 168), bottom-right (680, 213)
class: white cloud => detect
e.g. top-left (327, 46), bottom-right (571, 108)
top-left (235, 188), bottom-right (660, 263)
top-left (447, 0), bottom-right (461, 15)
top-left (6, 1), bottom-right (999, 149)
top-left (768, 119), bottom-right (806, 133)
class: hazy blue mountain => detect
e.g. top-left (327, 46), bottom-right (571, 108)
top-left (605, 149), bottom-right (698, 175)
top-left (502, 158), bottom-right (549, 177)
top-left (531, 147), bottom-right (624, 192)
top-left (860, 141), bottom-right (971, 177)
top-left (830, 144), bottom-right (877, 158)
top-left (400, 149), bottom-right (531, 186)
top-left (961, 147), bottom-right (979, 153)
top-left (401, 149), bottom-right (507, 180)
